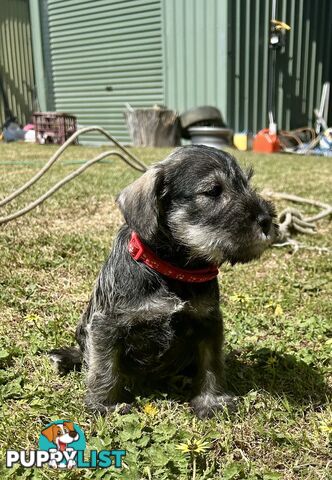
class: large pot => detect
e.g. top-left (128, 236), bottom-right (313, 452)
top-left (188, 126), bottom-right (233, 148)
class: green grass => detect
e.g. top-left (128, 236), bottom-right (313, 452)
top-left (0, 143), bottom-right (331, 480)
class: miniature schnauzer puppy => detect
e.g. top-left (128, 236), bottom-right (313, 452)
top-left (51, 145), bottom-right (277, 418)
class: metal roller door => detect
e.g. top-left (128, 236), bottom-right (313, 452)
top-left (47, 0), bottom-right (164, 143)
top-left (0, 0), bottom-right (35, 126)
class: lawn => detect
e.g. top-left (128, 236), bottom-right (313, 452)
top-left (0, 143), bottom-right (331, 480)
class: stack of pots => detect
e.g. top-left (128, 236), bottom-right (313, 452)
top-left (180, 106), bottom-right (233, 148)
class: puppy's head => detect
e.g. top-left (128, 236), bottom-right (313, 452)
top-left (41, 422), bottom-right (79, 449)
top-left (117, 145), bottom-right (277, 265)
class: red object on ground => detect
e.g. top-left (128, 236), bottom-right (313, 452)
top-left (253, 128), bottom-right (281, 153)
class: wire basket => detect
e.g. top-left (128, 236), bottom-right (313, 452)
top-left (32, 112), bottom-right (77, 145)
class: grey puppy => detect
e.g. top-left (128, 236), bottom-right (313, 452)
top-left (51, 145), bottom-right (277, 418)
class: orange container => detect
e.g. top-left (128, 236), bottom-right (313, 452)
top-left (253, 128), bottom-right (281, 153)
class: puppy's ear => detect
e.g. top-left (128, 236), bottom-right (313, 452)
top-left (41, 424), bottom-right (57, 443)
top-left (64, 421), bottom-right (74, 431)
top-left (116, 166), bottom-right (163, 241)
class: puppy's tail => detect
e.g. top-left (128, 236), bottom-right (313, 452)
top-left (48, 347), bottom-right (83, 374)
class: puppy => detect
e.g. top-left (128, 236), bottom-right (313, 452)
top-left (51, 145), bottom-right (277, 418)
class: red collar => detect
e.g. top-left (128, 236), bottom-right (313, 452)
top-left (128, 232), bottom-right (219, 283)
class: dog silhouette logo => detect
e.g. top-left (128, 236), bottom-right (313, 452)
top-left (39, 420), bottom-right (86, 469)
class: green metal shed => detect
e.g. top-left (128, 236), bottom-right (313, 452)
top-left (227, 0), bottom-right (332, 133)
top-left (162, 0), bottom-right (228, 118)
top-left (0, 0), bottom-right (35, 126)
top-left (30, 0), bottom-right (332, 143)
top-left (39, 0), bottom-right (165, 143)
top-left (34, 0), bottom-right (230, 143)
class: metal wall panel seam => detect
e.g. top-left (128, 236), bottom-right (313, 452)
top-left (29, 0), bottom-right (47, 112)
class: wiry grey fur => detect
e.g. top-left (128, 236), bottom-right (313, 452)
top-left (50, 145), bottom-right (277, 418)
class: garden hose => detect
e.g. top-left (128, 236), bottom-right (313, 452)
top-left (0, 129), bottom-right (330, 254)
top-left (0, 126), bottom-right (147, 225)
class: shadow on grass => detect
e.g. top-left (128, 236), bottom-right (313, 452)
top-left (42, 347), bottom-right (330, 410)
top-left (122, 348), bottom-right (330, 409)
top-left (226, 347), bottom-right (330, 407)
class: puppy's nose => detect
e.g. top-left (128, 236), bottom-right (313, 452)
top-left (257, 213), bottom-right (272, 236)
top-left (69, 431), bottom-right (77, 438)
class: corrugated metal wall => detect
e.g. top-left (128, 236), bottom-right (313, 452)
top-left (227, 0), bottom-right (332, 132)
top-left (0, 0), bottom-right (35, 126)
top-left (39, 0), bottom-right (332, 139)
top-left (162, 0), bottom-right (228, 119)
top-left (47, 0), bottom-right (164, 144)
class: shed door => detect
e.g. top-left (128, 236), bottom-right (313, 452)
top-left (47, 0), bottom-right (164, 144)
top-left (0, 0), bottom-right (35, 126)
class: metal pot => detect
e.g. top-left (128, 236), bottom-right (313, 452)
top-left (188, 126), bottom-right (233, 148)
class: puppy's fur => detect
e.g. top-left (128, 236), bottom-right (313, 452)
top-left (51, 146), bottom-right (277, 418)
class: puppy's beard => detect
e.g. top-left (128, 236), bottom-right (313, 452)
top-left (168, 219), bottom-right (231, 265)
top-left (168, 214), bottom-right (273, 265)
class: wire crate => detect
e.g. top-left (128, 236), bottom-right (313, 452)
top-left (32, 112), bottom-right (77, 145)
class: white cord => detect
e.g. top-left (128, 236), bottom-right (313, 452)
top-left (0, 126), bottom-right (147, 225)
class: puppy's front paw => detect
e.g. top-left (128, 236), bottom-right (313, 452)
top-left (190, 393), bottom-right (236, 419)
top-left (112, 402), bottom-right (133, 415)
top-left (85, 396), bottom-right (132, 415)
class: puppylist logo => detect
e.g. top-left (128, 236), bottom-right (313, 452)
top-left (6, 420), bottom-right (126, 470)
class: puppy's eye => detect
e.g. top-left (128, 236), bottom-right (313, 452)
top-left (202, 185), bottom-right (222, 197)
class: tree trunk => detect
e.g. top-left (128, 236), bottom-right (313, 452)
top-left (124, 107), bottom-right (181, 147)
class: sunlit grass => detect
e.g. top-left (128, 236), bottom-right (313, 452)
top-left (0, 143), bottom-right (331, 479)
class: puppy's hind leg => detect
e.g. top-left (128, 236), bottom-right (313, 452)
top-left (85, 313), bottom-right (134, 415)
top-left (49, 347), bottom-right (83, 374)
